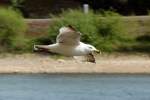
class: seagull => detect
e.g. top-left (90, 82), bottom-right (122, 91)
top-left (34, 25), bottom-right (100, 63)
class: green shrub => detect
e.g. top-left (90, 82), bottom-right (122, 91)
top-left (0, 8), bottom-right (27, 52)
top-left (44, 9), bottom-right (128, 52)
top-left (95, 11), bottom-right (130, 51)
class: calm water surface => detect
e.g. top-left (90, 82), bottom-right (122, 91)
top-left (0, 74), bottom-right (150, 100)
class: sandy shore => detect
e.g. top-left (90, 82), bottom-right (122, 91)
top-left (0, 53), bottom-right (149, 74)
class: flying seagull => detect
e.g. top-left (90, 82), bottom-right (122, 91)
top-left (34, 25), bottom-right (100, 63)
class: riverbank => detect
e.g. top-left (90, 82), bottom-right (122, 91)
top-left (0, 53), bottom-right (149, 74)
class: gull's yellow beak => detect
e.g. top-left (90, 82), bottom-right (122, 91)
top-left (94, 49), bottom-right (101, 54)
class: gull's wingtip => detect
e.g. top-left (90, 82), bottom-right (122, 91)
top-left (67, 25), bottom-right (76, 31)
top-left (33, 44), bottom-right (38, 51)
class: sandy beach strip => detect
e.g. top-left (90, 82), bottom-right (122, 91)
top-left (0, 53), bottom-right (149, 74)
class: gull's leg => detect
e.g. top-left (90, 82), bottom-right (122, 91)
top-left (86, 53), bottom-right (96, 63)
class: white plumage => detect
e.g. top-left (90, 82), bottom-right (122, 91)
top-left (34, 25), bottom-right (100, 63)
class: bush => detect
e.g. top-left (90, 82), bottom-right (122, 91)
top-left (44, 9), bottom-right (128, 52)
top-left (0, 8), bottom-right (27, 52)
top-left (95, 11), bottom-right (130, 51)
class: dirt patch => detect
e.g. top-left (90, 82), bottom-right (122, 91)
top-left (0, 53), bottom-right (149, 74)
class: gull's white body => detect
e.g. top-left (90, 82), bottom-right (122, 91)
top-left (45, 42), bottom-right (91, 56)
top-left (34, 25), bottom-right (99, 62)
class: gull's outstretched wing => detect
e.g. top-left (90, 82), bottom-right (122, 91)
top-left (56, 25), bottom-right (81, 46)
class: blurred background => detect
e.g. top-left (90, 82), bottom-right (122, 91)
top-left (1, 0), bottom-right (150, 18)
top-left (0, 0), bottom-right (150, 54)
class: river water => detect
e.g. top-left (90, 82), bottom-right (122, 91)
top-left (0, 74), bottom-right (150, 100)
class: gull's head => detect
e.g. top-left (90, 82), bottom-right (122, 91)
top-left (87, 44), bottom-right (100, 54)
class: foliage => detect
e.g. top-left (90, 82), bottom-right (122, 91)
top-left (44, 9), bottom-right (128, 52)
top-left (0, 8), bottom-right (28, 52)
top-left (11, 0), bottom-right (25, 8)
